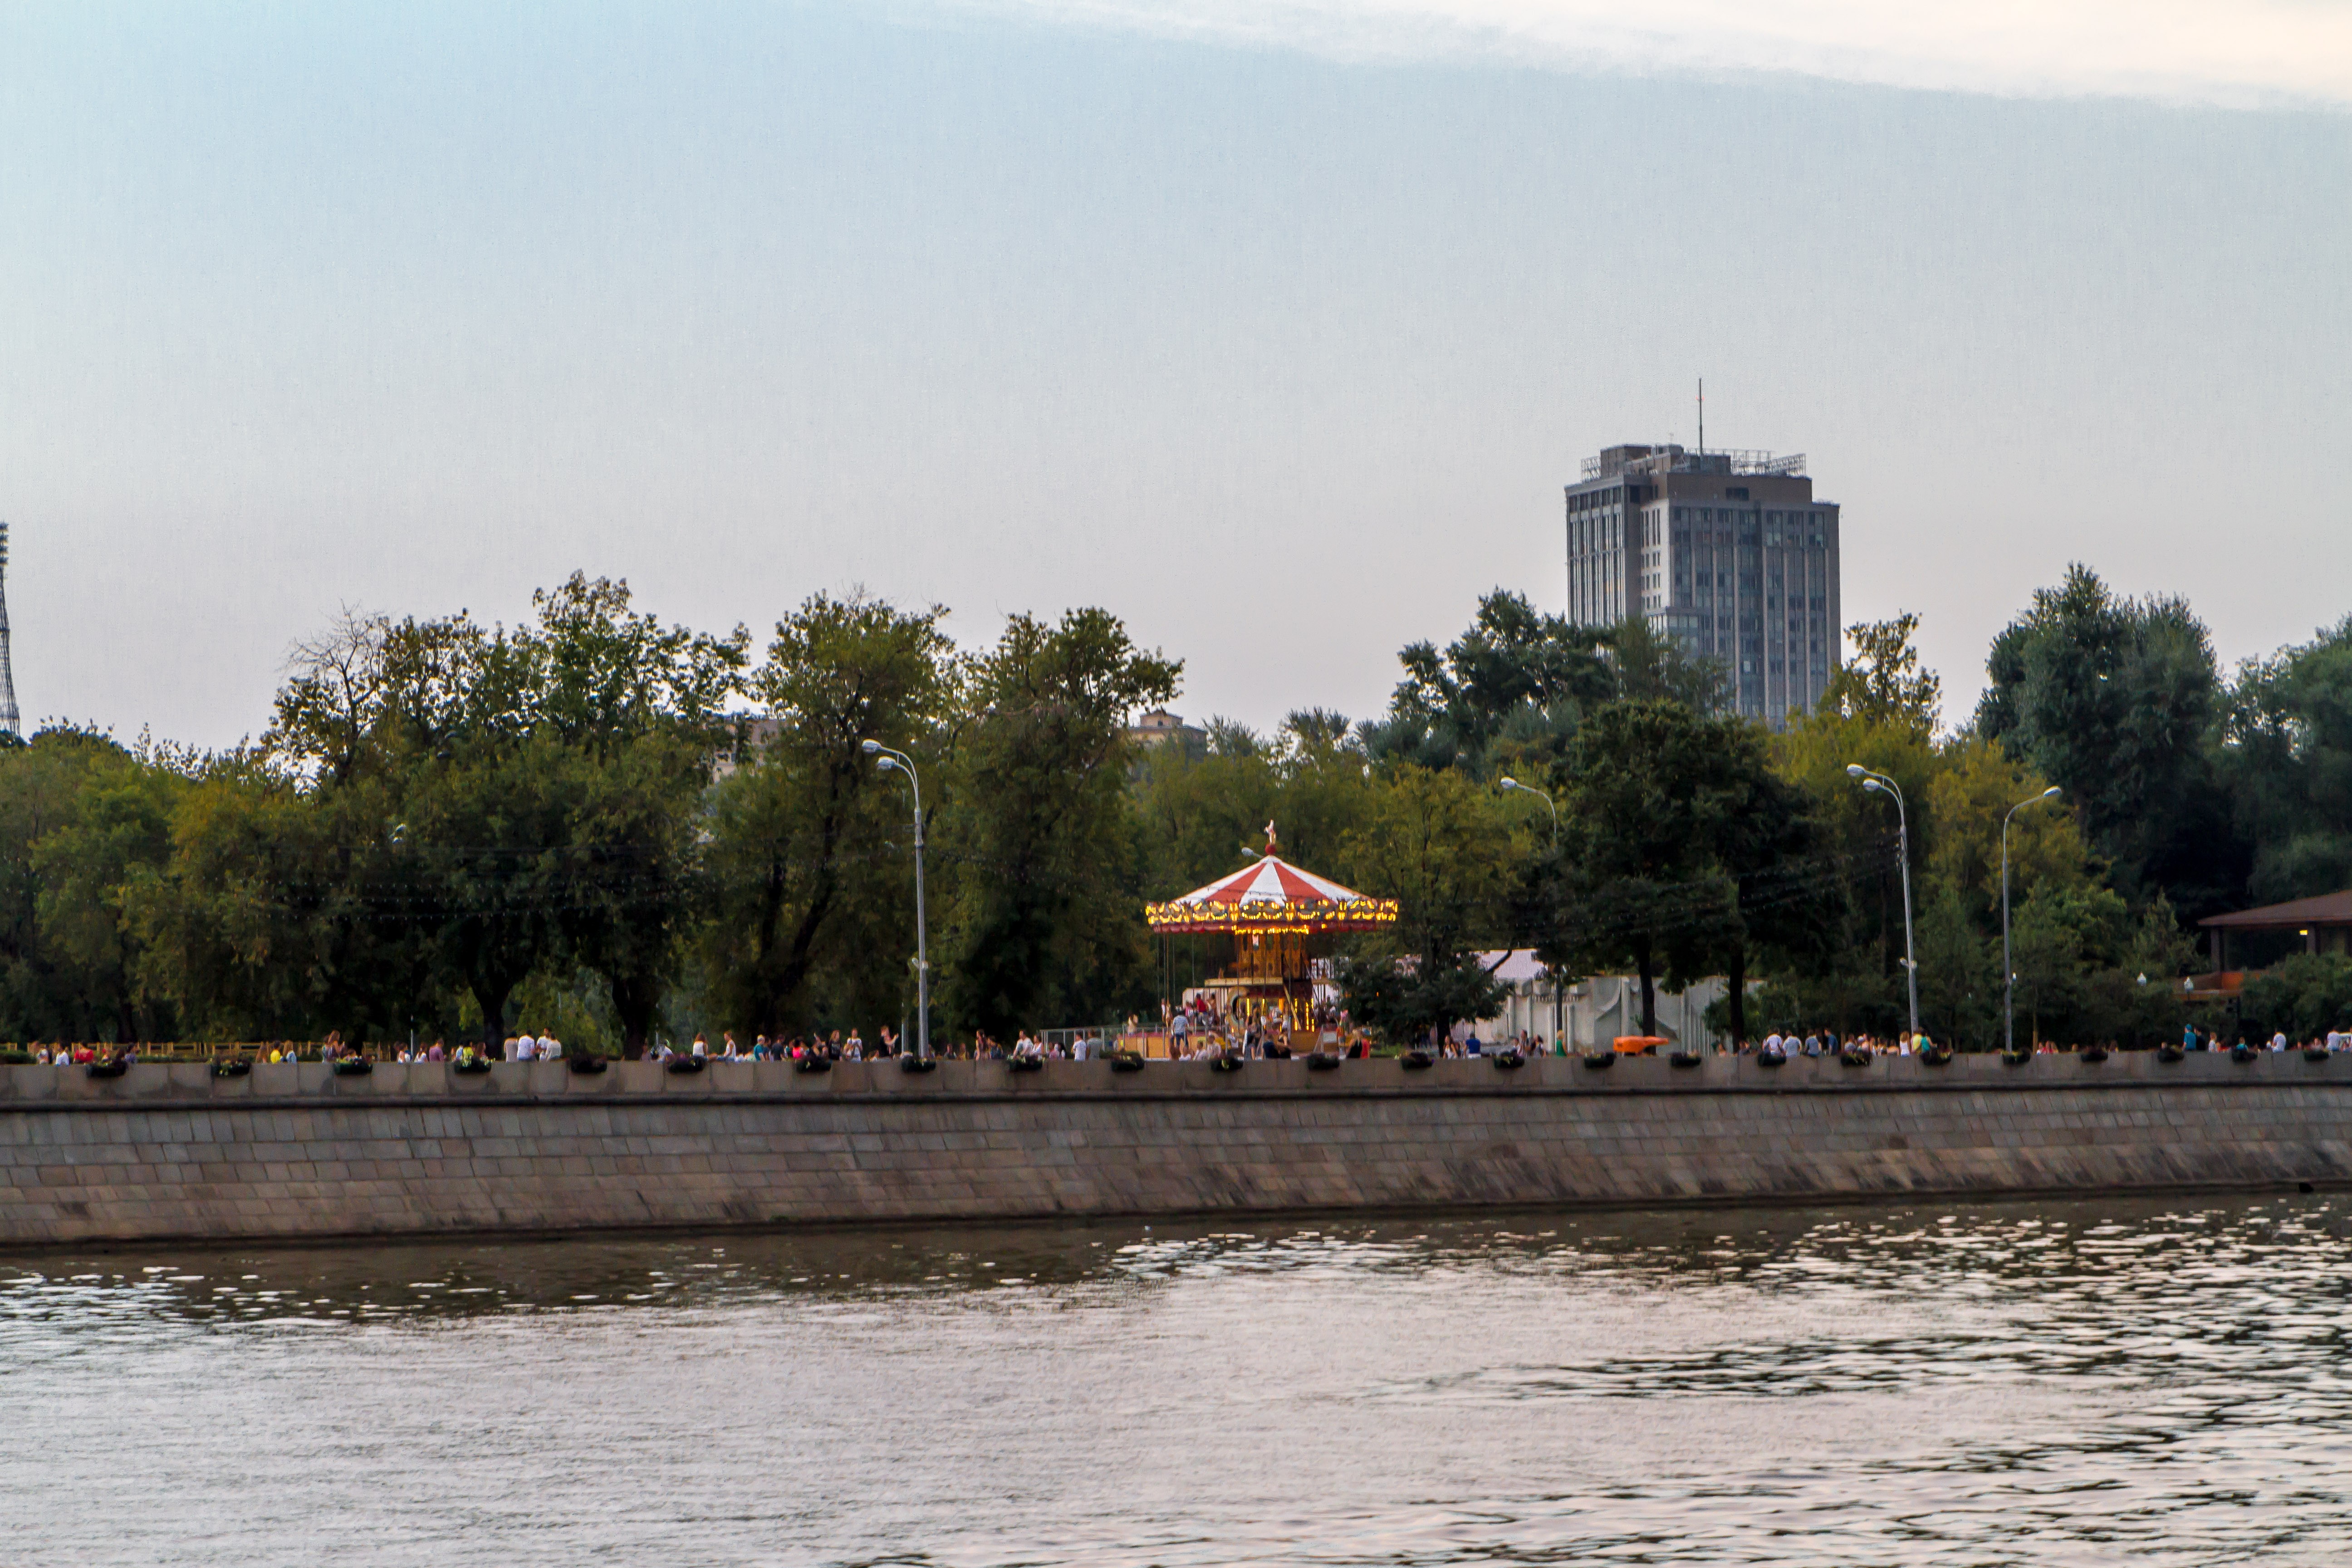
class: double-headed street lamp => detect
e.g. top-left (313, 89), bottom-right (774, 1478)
top-left (1498, 776), bottom-right (1564, 1052)
top-left (1847, 764), bottom-right (1921, 1047)
top-left (2002, 786), bottom-right (2062, 1055)
top-left (862, 740), bottom-right (930, 1061)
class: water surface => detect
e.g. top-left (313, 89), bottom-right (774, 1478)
top-left (5, 1196), bottom-right (2350, 1565)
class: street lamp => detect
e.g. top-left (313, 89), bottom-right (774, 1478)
top-left (1499, 776), bottom-right (1564, 1053)
top-left (2002, 785), bottom-right (2062, 1055)
top-left (862, 740), bottom-right (931, 1061)
top-left (1847, 764), bottom-right (1921, 1047)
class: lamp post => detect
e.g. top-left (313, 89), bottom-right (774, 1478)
top-left (1499, 776), bottom-right (1564, 1052)
top-left (1847, 764), bottom-right (1921, 1047)
top-left (2002, 786), bottom-right (2062, 1055)
top-left (862, 740), bottom-right (930, 1061)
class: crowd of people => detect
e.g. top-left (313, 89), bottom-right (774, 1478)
top-left (18, 1020), bottom-right (2352, 1066)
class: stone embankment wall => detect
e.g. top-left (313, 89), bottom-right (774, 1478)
top-left (3, 1053), bottom-right (2349, 1246)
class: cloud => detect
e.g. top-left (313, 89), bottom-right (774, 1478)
top-left (962, 0), bottom-right (2352, 108)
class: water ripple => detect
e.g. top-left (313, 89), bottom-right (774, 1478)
top-left (1, 1196), bottom-right (2348, 1565)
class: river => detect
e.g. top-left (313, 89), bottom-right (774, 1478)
top-left (4, 1195), bottom-right (2349, 1566)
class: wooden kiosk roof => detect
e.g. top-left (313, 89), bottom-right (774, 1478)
top-left (2198, 890), bottom-right (2352, 931)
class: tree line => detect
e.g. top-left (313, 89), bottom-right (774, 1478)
top-left (4, 564), bottom-right (2347, 1050)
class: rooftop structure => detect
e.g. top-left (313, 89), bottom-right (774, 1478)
top-left (1128, 709), bottom-right (1206, 762)
top-left (2198, 889), bottom-right (2352, 959)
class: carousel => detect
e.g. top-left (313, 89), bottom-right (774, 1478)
top-left (1144, 826), bottom-right (1398, 1041)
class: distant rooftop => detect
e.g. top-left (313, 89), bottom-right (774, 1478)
top-left (1579, 443), bottom-right (1807, 481)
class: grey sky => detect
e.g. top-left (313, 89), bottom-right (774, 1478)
top-left (4, 0), bottom-right (2347, 750)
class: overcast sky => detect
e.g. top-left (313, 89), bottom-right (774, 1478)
top-left (4, 0), bottom-right (2347, 749)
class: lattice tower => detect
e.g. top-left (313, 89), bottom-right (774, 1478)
top-left (0, 525), bottom-right (19, 736)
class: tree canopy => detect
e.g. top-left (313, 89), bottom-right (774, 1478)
top-left (9, 555), bottom-right (2347, 1053)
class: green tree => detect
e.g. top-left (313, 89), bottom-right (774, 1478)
top-left (130, 755), bottom-right (385, 1042)
top-left (939, 608), bottom-right (1180, 1037)
top-left (1547, 700), bottom-right (1780, 1038)
top-left (2239, 953), bottom-right (2352, 1043)
top-left (1359, 590), bottom-right (1618, 775)
top-left (0, 729), bottom-right (186, 1043)
top-left (1603, 614), bottom-right (1729, 713)
top-left (1333, 765), bottom-right (1518, 1047)
top-left (698, 593), bottom-right (958, 1039)
top-left (523, 575), bottom-right (747, 1052)
top-left (1818, 612), bottom-right (1941, 740)
top-left (1925, 736), bottom-right (2094, 925)
top-left (262, 576), bottom-right (747, 1047)
top-left (1976, 564), bottom-right (2244, 917)
top-left (2225, 616), bottom-right (2352, 902)
top-left (1916, 880), bottom-right (1996, 1049)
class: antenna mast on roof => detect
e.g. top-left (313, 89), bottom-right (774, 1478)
top-left (1697, 379), bottom-right (1705, 456)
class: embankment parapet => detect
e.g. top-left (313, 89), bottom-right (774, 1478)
top-left (2, 1054), bottom-right (2346, 1245)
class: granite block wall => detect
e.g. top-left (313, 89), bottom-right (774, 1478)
top-left (2, 1052), bottom-right (2348, 1245)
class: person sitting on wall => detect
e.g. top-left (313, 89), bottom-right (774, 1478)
top-left (539, 1030), bottom-right (563, 1061)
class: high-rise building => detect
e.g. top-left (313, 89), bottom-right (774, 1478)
top-left (1565, 443), bottom-right (1840, 725)
top-left (0, 524), bottom-right (18, 737)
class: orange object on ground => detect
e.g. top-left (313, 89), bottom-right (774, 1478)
top-left (1613, 1035), bottom-right (1671, 1054)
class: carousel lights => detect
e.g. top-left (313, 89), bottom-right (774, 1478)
top-left (1143, 898), bottom-right (1398, 934)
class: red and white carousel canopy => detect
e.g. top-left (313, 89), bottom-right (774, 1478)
top-left (1144, 854), bottom-right (1399, 935)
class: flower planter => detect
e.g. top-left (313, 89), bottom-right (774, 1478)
top-left (899, 1055), bottom-right (940, 1074)
top-left (1399, 1050), bottom-right (1433, 1071)
top-left (1839, 1048), bottom-right (1872, 1067)
top-left (1670, 1050), bottom-right (1703, 1069)
top-left (2306, 1048), bottom-right (2332, 1064)
top-left (794, 1056), bottom-right (832, 1074)
top-left (86, 1059), bottom-right (129, 1079)
top-left (1921, 1045), bottom-right (1954, 1066)
top-left (1209, 1053), bottom-right (1245, 1073)
top-left (567, 1055), bottom-right (608, 1075)
top-left (1491, 1050), bottom-right (1526, 1071)
top-left (2078, 1046), bottom-right (2108, 1064)
top-left (664, 1056), bottom-right (707, 1075)
top-left (2156, 1045), bottom-right (2185, 1063)
top-left (1306, 1052), bottom-right (1341, 1071)
top-left (1581, 1051), bottom-right (1614, 1071)
top-left (1756, 1049), bottom-right (1786, 1068)
top-left (453, 1058), bottom-right (494, 1075)
top-left (1007, 1057), bottom-right (1044, 1074)
top-left (210, 1059), bottom-right (252, 1078)
top-left (1109, 1053), bottom-right (1145, 1073)
top-left (2001, 1049), bottom-right (2031, 1067)
top-left (2231, 1045), bottom-right (2259, 1063)
top-left (330, 1058), bottom-right (373, 1077)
